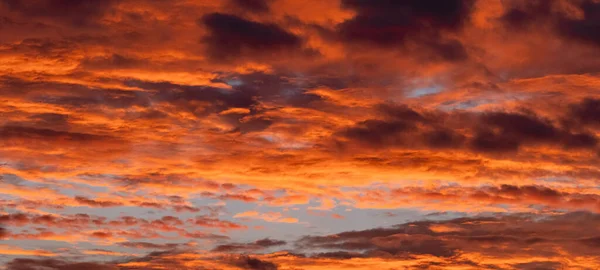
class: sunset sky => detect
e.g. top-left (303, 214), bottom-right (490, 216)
top-left (1, 0), bottom-right (600, 269)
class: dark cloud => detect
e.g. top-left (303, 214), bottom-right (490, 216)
top-left (0, 76), bottom-right (151, 110)
top-left (337, 103), bottom-right (429, 147)
top-left (75, 196), bottom-right (123, 208)
top-left (6, 258), bottom-right (117, 270)
top-left (297, 212), bottom-right (600, 260)
top-left (0, 213), bottom-right (30, 225)
top-left (90, 231), bottom-right (112, 238)
top-left (80, 54), bottom-right (146, 70)
top-left (0, 125), bottom-right (118, 142)
top-left (424, 38), bottom-right (469, 61)
top-left (218, 194), bottom-right (258, 202)
top-left (2, 0), bottom-right (118, 26)
top-left (189, 216), bottom-right (247, 230)
top-left (378, 103), bottom-right (426, 121)
top-left (423, 128), bottom-right (466, 149)
top-left (6, 212), bottom-right (600, 268)
top-left (0, 213), bottom-right (113, 229)
top-left (27, 113), bottom-right (70, 129)
top-left (500, 0), bottom-right (553, 29)
top-left (339, 119), bottom-right (416, 147)
top-left (472, 111), bottom-right (598, 152)
top-left (338, 0), bottom-right (475, 45)
top-left (229, 256), bottom-right (278, 270)
top-left (512, 261), bottom-right (564, 270)
top-left (254, 238), bottom-right (286, 247)
top-left (199, 13), bottom-right (302, 60)
top-left (125, 79), bottom-right (256, 117)
top-left (337, 103), bottom-right (598, 153)
top-left (502, 0), bottom-right (600, 46)
top-left (123, 252), bottom-right (278, 270)
top-left (229, 0), bottom-right (272, 13)
top-left (570, 98), bottom-right (600, 127)
top-left (471, 112), bottom-right (557, 152)
top-left (486, 184), bottom-right (562, 202)
top-left (213, 238), bottom-right (286, 252)
top-left (336, 0), bottom-right (473, 61)
top-left (557, 1), bottom-right (600, 46)
top-left (479, 112), bottom-right (558, 140)
top-left (118, 241), bottom-right (180, 250)
top-left (388, 183), bottom-right (600, 211)
top-left (298, 223), bottom-right (455, 257)
top-left (336, 108), bottom-right (459, 149)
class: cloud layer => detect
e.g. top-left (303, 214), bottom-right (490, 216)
top-left (1, 0), bottom-right (600, 269)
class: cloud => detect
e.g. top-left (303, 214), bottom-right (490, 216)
top-left (234, 211), bottom-right (299, 223)
top-left (0, 245), bottom-right (57, 257)
top-left (558, 1), bottom-right (600, 46)
top-left (2, 0), bottom-right (600, 268)
top-left (501, 0), bottom-right (600, 47)
top-left (199, 13), bottom-right (302, 60)
top-left (189, 216), bottom-right (248, 231)
top-left (2, 0), bottom-right (118, 26)
top-left (213, 238), bottom-right (286, 253)
top-left (335, 0), bottom-right (473, 61)
top-left (228, 0), bottom-right (272, 14)
top-left (336, 101), bottom-right (599, 153)
top-left (75, 196), bottom-right (123, 207)
top-left (6, 258), bottom-right (117, 270)
top-left (7, 212), bottom-right (600, 269)
top-left (570, 97), bottom-right (600, 127)
top-left (296, 211), bottom-right (600, 263)
top-left (118, 241), bottom-right (183, 250)
top-left (0, 125), bottom-right (121, 143)
top-left (229, 255), bottom-right (278, 270)
top-left (338, 0), bottom-right (475, 45)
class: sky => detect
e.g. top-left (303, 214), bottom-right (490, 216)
top-left (1, 0), bottom-right (600, 269)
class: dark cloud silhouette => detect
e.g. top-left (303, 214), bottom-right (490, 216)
top-left (0, 226), bottom-right (8, 238)
top-left (229, 256), bottom-right (278, 270)
top-left (229, 0), bottom-right (272, 13)
top-left (75, 196), bottom-right (123, 207)
top-left (502, 0), bottom-right (600, 46)
top-left (570, 98), bottom-right (600, 126)
top-left (297, 223), bottom-right (456, 257)
top-left (473, 111), bottom-right (598, 152)
top-left (485, 184), bottom-right (562, 202)
top-left (25, 113), bottom-right (70, 130)
top-left (500, 0), bottom-right (553, 29)
top-left (5, 212), bottom-right (600, 269)
top-left (337, 103), bottom-right (598, 153)
top-left (297, 211), bottom-right (600, 261)
top-left (0, 125), bottom-right (119, 142)
top-left (338, 0), bottom-right (475, 45)
top-left (254, 238), bottom-right (286, 247)
top-left (200, 13), bottom-right (302, 60)
top-left (336, 0), bottom-right (473, 61)
top-left (512, 261), bottom-right (564, 270)
top-left (118, 241), bottom-right (180, 250)
top-left (557, 1), bottom-right (600, 46)
top-left (2, 0), bottom-right (118, 26)
top-left (213, 238), bottom-right (286, 252)
top-left (6, 258), bottom-right (117, 270)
